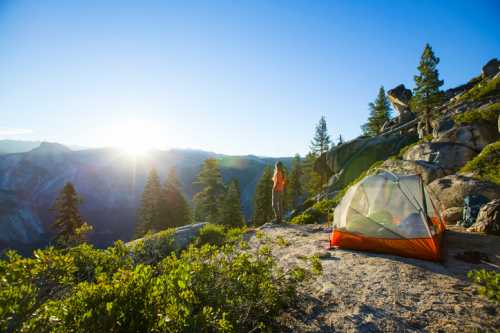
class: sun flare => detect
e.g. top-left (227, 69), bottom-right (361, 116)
top-left (107, 119), bottom-right (162, 156)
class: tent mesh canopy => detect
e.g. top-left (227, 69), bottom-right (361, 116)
top-left (333, 172), bottom-right (442, 240)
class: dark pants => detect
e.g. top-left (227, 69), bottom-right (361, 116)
top-left (272, 190), bottom-right (284, 222)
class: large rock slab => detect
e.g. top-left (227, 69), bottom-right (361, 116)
top-left (435, 122), bottom-right (499, 152)
top-left (378, 158), bottom-right (447, 184)
top-left (468, 199), bottom-right (500, 235)
top-left (318, 133), bottom-right (417, 191)
top-left (403, 142), bottom-right (478, 172)
top-left (128, 223), bottom-right (206, 252)
top-left (427, 175), bottom-right (500, 210)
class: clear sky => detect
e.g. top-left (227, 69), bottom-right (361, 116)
top-left (1, 0), bottom-right (499, 156)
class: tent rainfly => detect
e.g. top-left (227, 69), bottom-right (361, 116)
top-left (330, 171), bottom-right (445, 261)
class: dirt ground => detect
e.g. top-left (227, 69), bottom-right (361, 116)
top-left (248, 223), bottom-right (500, 333)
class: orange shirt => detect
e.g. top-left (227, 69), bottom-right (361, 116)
top-left (273, 170), bottom-right (286, 192)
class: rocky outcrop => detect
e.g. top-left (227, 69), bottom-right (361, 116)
top-left (481, 58), bottom-right (500, 79)
top-left (318, 133), bottom-right (417, 191)
top-left (468, 199), bottom-right (500, 235)
top-left (387, 85), bottom-right (413, 118)
top-left (402, 141), bottom-right (478, 172)
top-left (386, 85), bottom-right (416, 131)
top-left (378, 158), bottom-right (447, 184)
top-left (434, 121), bottom-right (499, 152)
top-left (427, 175), bottom-right (500, 211)
top-left (128, 223), bottom-right (206, 251)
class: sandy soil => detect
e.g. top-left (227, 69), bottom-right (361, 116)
top-left (248, 223), bottom-right (500, 333)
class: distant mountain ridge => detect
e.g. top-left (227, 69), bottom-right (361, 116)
top-left (0, 141), bottom-right (291, 252)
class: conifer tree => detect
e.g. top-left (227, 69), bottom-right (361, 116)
top-left (362, 86), bottom-right (392, 136)
top-left (412, 43), bottom-right (444, 135)
top-left (193, 158), bottom-right (226, 223)
top-left (158, 168), bottom-right (192, 229)
top-left (310, 116), bottom-right (331, 156)
top-left (285, 154), bottom-right (303, 209)
top-left (338, 134), bottom-right (344, 145)
top-left (252, 166), bottom-right (274, 226)
top-left (135, 168), bottom-right (162, 237)
top-left (219, 179), bottom-right (245, 227)
top-left (51, 182), bottom-right (92, 247)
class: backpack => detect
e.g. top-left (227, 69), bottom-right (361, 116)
top-left (460, 195), bottom-right (489, 228)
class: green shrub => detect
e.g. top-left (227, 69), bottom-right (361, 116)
top-left (19, 244), bottom-right (308, 332)
top-left (457, 75), bottom-right (500, 102)
top-left (468, 269), bottom-right (499, 302)
top-left (0, 231), bottom-right (313, 332)
top-left (290, 208), bottom-right (323, 224)
top-left (453, 102), bottom-right (500, 125)
top-left (130, 228), bottom-right (176, 264)
top-left (460, 141), bottom-right (500, 185)
top-left (195, 224), bottom-right (228, 247)
top-left (312, 198), bottom-right (336, 215)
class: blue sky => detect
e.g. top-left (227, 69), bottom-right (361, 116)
top-left (1, 0), bottom-right (499, 156)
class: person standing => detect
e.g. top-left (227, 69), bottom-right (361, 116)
top-left (272, 161), bottom-right (286, 223)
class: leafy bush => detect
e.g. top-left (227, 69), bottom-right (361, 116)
top-left (468, 269), bottom-right (499, 302)
top-left (195, 223), bottom-right (229, 246)
top-left (460, 141), bottom-right (500, 185)
top-left (130, 228), bottom-right (176, 264)
top-left (312, 198), bottom-right (336, 215)
top-left (0, 231), bottom-right (312, 332)
top-left (290, 208), bottom-right (323, 224)
top-left (457, 75), bottom-right (500, 102)
top-left (453, 102), bottom-right (500, 125)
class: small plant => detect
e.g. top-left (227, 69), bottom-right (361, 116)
top-left (255, 230), bottom-right (266, 240)
top-left (467, 269), bottom-right (499, 302)
top-left (275, 236), bottom-right (290, 247)
top-left (309, 255), bottom-right (323, 275)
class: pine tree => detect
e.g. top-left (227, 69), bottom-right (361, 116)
top-left (253, 166), bottom-right (274, 226)
top-left (338, 134), bottom-right (344, 145)
top-left (309, 116), bottom-right (331, 190)
top-left (193, 158), bottom-right (226, 223)
top-left (158, 168), bottom-right (192, 229)
top-left (310, 116), bottom-right (331, 156)
top-left (412, 43), bottom-right (444, 135)
top-left (285, 154), bottom-right (303, 210)
top-left (51, 182), bottom-right (92, 247)
top-left (361, 86), bottom-right (392, 136)
top-left (135, 168), bottom-right (162, 237)
top-left (219, 179), bottom-right (245, 227)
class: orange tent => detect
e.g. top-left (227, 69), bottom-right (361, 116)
top-left (330, 171), bottom-right (445, 261)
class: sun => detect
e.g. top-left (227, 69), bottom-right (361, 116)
top-left (108, 119), bottom-right (162, 156)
